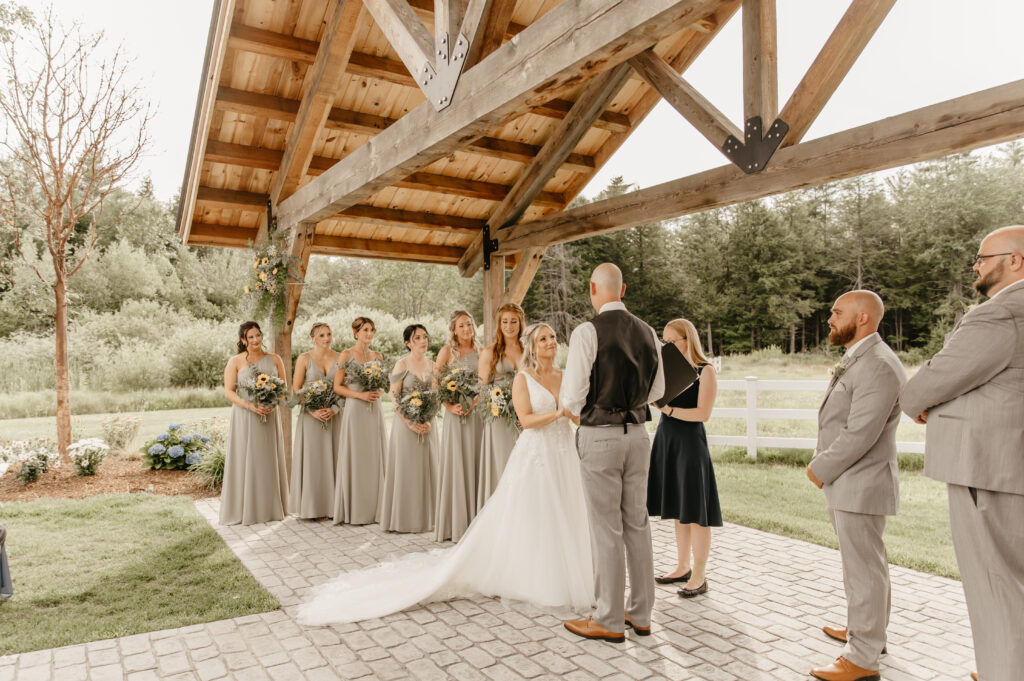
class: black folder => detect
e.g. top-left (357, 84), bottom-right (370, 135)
top-left (653, 342), bottom-right (700, 408)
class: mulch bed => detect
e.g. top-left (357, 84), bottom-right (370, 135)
top-left (0, 454), bottom-right (218, 503)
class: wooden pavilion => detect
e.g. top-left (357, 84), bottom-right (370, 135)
top-left (177, 0), bottom-right (1024, 453)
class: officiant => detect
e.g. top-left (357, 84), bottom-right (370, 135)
top-left (646, 318), bottom-right (721, 599)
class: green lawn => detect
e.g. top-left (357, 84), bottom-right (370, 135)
top-left (0, 494), bottom-right (279, 655)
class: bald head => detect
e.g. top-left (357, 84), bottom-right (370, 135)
top-left (589, 262), bottom-right (625, 311)
top-left (828, 290), bottom-right (884, 348)
top-left (975, 225), bottom-right (1024, 296)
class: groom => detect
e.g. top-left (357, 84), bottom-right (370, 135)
top-left (561, 263), bottom-right (664, 642)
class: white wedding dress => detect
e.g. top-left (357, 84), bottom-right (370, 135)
top-left (297, 372), bottom-right (595, 625)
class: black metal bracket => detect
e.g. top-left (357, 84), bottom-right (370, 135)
top-left (722, 116), bottom-right (789, 174)
top-left (482, 224), bottom-right (499, 270)
top-left (265, 199), bottom-right (276, 235)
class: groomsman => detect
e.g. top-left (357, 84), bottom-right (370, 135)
top-left (901, 225), bottom-right (1024, 681)
top-left (807, 290), bottom-right (905, 681)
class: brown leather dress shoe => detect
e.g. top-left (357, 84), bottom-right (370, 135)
top-left (624, 614), bottom-right (651, 636)
top-left (564, 617), bottom-right (624, 643)
top-left (971, 673), bottom-right (978, 681)
top-left (822, 625), bottom-right (887, 654)
top-left (810, 657), bottom-right (880, 681)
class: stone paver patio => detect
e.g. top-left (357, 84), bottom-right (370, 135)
top-left (1, 498), bottom-right (974, 681)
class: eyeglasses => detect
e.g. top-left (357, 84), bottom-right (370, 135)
top-left (973, 252), bottom-right (1014, 266)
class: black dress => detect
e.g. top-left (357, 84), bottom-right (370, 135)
top-left (647, 365), bottom-right (723, 527)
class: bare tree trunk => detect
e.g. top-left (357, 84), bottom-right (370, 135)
top-left (789, 324), bottom-right (796, 354)
top-left (54, 276), bottom-right (71, 458)
top-left (706, 321), bottom-right (712, 355)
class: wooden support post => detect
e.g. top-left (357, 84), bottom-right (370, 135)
top-left (502, 247), bottom-right (545, 306)
top-left (482, 254), bottom-right (505, 341)
top-left (272, 220), bottom-right (317, 478)
top-left (742, 0), bottom-right (778, 125)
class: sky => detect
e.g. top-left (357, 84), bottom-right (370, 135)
top-left (20, 0), bottom-right (1024, 202)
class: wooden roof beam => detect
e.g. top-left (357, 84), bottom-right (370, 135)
top-left (203, 140), bottom-right (564, 207)
top-left (464, 0), bottom-right (516, 68)
top-left (460, 62), bottom-right (634, 274)
top-left (779, 0), bottom-right (897, 148)
top-left (269, 0), bottom-right (365, 208)
top-left (313, 234), bottom-right (464, 264)
top-left (742, 0), bottom-right (778, 125)
top-left (213, 86), bottom-right (596, 173)
top-left (629, 48), bottom-right (742, 149)
top-left (492, 79), bottom-right (1024, 254)
top-left (278, 0), bottom-right (722, 229)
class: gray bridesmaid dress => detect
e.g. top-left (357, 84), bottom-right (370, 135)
top-left (380, 370), bottom-right (439, 533)
top-left (220, 354), bottom-right (289, 526)
top-left (434, 349), bottom-right (484, 542)
top-left (332, 359), bottom-right (387, 525)
top-left (290, 356), bottom-right (342, 519)
top-left (476, 356), bottom-right (520, 512)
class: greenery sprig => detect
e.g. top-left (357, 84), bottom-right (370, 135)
top-left (245, 228), bottom-right (304, 328)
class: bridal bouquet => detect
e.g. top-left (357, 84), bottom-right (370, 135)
top-left (343, 359), bottom-right (391, 410)
top-left (436, 365), bottom-right (480, 423)
top-left (396, 377), bottom-right (441, 443)
top-left (241, 365), bottom-right (289, 422)
top-left (478, 374), bottom-right (521, 434)
top-left (289, 378), bottom-right (340, 429)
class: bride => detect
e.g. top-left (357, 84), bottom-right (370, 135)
top-left (297, 322), bottom-right (594, 625)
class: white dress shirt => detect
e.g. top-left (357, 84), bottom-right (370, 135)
top-left (560, 301), bottom-right (665, 418)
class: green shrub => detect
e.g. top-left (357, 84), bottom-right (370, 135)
top-left (168, 323), bottom-right (234, 388)
top-left (0, 439), bottom-right (59, 484)
top-left (91, 341), bottom-right (171, 391)
top-left (0, 388), bottom-right (226, 420)
top-left (140, 424), bottom-right (212, 471)
top-left (189, 445), bottom-right (226, 490)
top-left (101, 413), bottom-right (141, 451)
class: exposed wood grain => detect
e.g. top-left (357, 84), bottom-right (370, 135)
top-left (742, 0), bottom-right (777, 124)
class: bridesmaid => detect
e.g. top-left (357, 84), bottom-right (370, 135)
top-left (332, 316), bottom-right (388, 525)
top-left (220, 321), bottom-right (289, 525)
top-left (290, 322), bottom-right (342, 519)
top-left (476, 302), bottom-right (525, 511)
top-left (380, 324), bottom-right (439, 533)
top-left (433, 309), bottom-right (483, 542)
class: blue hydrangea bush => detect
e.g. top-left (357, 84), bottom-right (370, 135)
top-left (140, 424), bottom-right (212, 471)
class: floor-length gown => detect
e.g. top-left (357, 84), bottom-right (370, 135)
top-left (290, 358), bottom-right (342, 519)
top-left (434, 350), bottom-right (484, 542)
top-left (476, 356), bottom-right (519, 511)
top-left (332, 359), bottom-right (388, 525)
top-left (297, 372), bottom-right (594, 625)
top-left (380, 370), bottom-right (439, 533)
top-left (647, 365), bottom-right (723, 527)
top-left (220, 354), bottom-right (289, 525)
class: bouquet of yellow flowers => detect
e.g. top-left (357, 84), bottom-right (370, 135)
top-left (478, 374), bottom-right (521, 434)
top-left (241, 365), bottom-right (289, 423)
top-left (436, 365), bottom-right (480, 423)
top-left (288, 378), bottom-right (340, 429)
top-left (343, 359), bottom-right (391, 410)
top-left (395, 377), bottom-right (441, 443)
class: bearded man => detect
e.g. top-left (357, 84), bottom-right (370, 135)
top-left (901, 225), bottom-right (1024, 681)
top-left (807, 290), bottom-right (906, 681)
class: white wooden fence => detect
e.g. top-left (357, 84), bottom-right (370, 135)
top-left (705, 376), bottom-right (925, 460)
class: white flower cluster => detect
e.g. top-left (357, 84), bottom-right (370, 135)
top-left (0, 438), bottom-right (59, 480)
top-left (68, 438), bottom-right (110, 476)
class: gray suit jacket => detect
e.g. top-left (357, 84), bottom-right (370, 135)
top-left (900, 282), bottom-right (1024, 495)
top-left (811, 333), bottom-right (906, 515)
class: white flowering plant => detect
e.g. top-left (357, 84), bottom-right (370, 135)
top-left (0, 438), bottom-right (59, 485)
top-left (67, 438), bottom-right (110, 476)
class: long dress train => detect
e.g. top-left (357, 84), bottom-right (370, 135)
top-left (297, 372), bottom-right (594, 624)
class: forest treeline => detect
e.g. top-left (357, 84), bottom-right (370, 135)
top-left (2, 143), bottom-right (1023, 393)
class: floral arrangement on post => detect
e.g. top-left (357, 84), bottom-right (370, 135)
top-left (343, 359), bottom-right (391, 411)
top-left (288, 378), bottom-right (341, 429)
top-left (478, 374), bottom-right (521, 434)
top-left (436, 366), bottom-right (480, 423)
top-left (67, 438), bottom-right (110, 476)
top-left (240, 365), bottom-right (289, 423)
top-left (395, 377), bottom-right (441, 443)
top-left (245, 229), bottom-right (304, 328)
top-left (140, 424), bottom-right (212, 471)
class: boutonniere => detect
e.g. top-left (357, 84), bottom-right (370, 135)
top-left (828, 357), bottom-right (850, 380)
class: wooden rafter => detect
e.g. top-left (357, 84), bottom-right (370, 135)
top-left (463, 0), bottom-right (515, 67)
top-left (778, 0), bottom-right (897, 147)
top-left (460, 62), bottom-right (635, 274)
top-left (502, 246), bottom-right (545, 306)
top-left (277, 0), bottom-right (722, 229)
top-left (361, 0), bottom-right (434, 88)
top-left (269, 0), bottom-right (364, 207)
top-left (629, 49), bottom-right (741, 149)
top-left (742, 0), bottom-right (778, 125)
top-left (490, 80), bottom-right (1024, 255)
top-left (212, 86), bottom-right (597, 173)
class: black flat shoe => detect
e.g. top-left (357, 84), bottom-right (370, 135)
top-left (677, 580), bottom-right (708, 598)
top-left (655, 570), bottom-right (692, 585)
